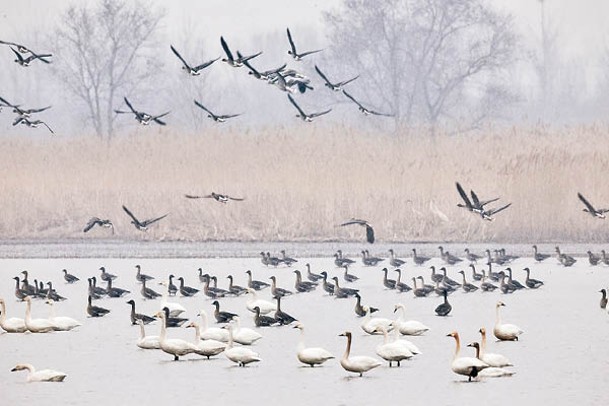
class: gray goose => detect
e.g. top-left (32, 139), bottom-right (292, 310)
top-left (141, 279), bottom-right (161, 300)
top-left (394, 269), bottom-right (412, 292)
top-left (274, 295), bottom-right (297, 325)
top-left (388, 249), bottom-right (405, 267)
top-left (212, 300), bottom-right (238, 324)
top-left (314, 65), bottom-right (358, 91)
top-left (293, 270), bottom-right (317, 293)
top-left (62, 269), bottom-right (79, 284)
top-left (270, 276), bottom-right (293, 297)
top-left (245, 270), bottom-right (270, 291)
top-left (305, 264), bottom-right (323, 282)
top-left (170, 45), bottom-right (218, 75)
top-left (457, 271), bottom-right (479, 292)
top-left (126, 299), bottom-right (155, 325)
top-left (178, 277), bottom-right (199, 297)
top-left (87, 295), bottom-right (110, 317)
top-left (286, 28), bottom-right (322, 61)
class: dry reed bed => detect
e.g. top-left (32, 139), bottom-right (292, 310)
top-left (0, 125), bottom-right (608, 243)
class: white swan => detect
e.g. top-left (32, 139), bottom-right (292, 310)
top-left (232, 316), bottom-right (263, 345)
top-left (186, 322), bottom-right (226, 358)
top-left (11, 363), bottom-right (66, 382)
top-left (45, 299), bottom-right (81, 331)
top-left (447, 331), bottom-right (488, 381)
top-left (393, 303), bottom-right (429, 336)
top-left (245, 288), bottom-right (276, 315)
top-left (155, 311), bottom-right (199, 361)
top-left (159, 282), bottom-right (186, 317)
top-left (198, 309), bottom-right (230, 342)
top-left (360, 308), bottom-right (393, 335)
top-left (0, 297), bottom-right (26, 333)
top-left (493, 302), bottom-right (523, 341)
top-left (223, 323), bottom-right (261, 367)
top-left (293, 322), bottom-right (334, 367)
top-left (135, 319), bottom-right (160, 350)
top-left (339, 331), bottom-right (381, 377)
top-left (479, 327), bottom-right (513, 367)
top-left (467, 342), bottom-right (515, 377)
top-left (387, 325), bottom-right (422, 355)
top-left (23, 296), bottom-right (55, 333)
top-left (375, 326), bottom-right (413, 367)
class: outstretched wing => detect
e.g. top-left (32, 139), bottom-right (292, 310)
top-left (39, 121), bottom-right (54, 134)
top-left (10, 47), bottom-right (24, 62)
top-left (193, 57), bottom-right (219, 71)
top-left (578, 192), bottom-right (596, 212)
top-left (456, 182), bottom-right (473, 209)
top-left (123, 97), bottom-right (138, 115)
top-left (83, 218), bottom-right (100, 233)
top-left (240, 51), bottom-right (262, 62)
top-left (310, 108), bottom-right (332, 118)
top-left (228, 196), bottom-right (245, 201)
top-left (470, 190), bottom-right (481, 207)
top-left (28, 106), bottom-right (52, 114)
top-left (218, 114), bottom-right (241, 120)
top-left (342, 90), bottom-right (364, 109)
top-left (170, 45), bottom-right (191, 69)
top-left (298, 49), bottom-right (323, 58)
top-left (220, 36), bottom-right (234, 62)
top-left (122, 205), bottom-right (140, 224)
top-left (241, 56), bottom-right (261, 77)
top-left (488, 203), bottom-right (512, 216)
top-left (194, 100), bottom-right (213, 115)
top-left (287, 94), bottom-right (306, 117)
top-left (340, 218), bottom-right (369, 227)
top-left (338, 75), bottom-right (359, 87)
top-left (184, 194), bottom-right (205, 199)
top-left (0, 96), bottom-right (15, 107)
top-left (286, 28), bottom-right (297, 54)
top-left (368, 109), bottom-right (393, 117)
top-left (365, 224), bottom-right (375, 244)
top-left (314, 65), bottom-right (331, 85)
top-left (143, 213), bottom-right (168, 226)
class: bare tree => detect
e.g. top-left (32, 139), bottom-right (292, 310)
top-left (52, 0), bottom-right (162, 139)
top-left (324, 0), bottom-right (517, 131)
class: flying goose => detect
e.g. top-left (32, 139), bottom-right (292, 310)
top-left (83, 217), bottom-right (114, 233)
top-left (480, 203), bottom-right (512, 221)
top-left (455, 182), bottom-right (499, 214)
top-left (114, 97), bottom-right (169, 125)
top-left (578, 192), bottom-right (608, 219)
top-left (185, 192), bottom-right (244, 203)
top-left (10, 47), bottom-right (51, 66)
top-left (169, 45), bottom-right (218, 75)
top-left (339, 218), bottom-right (375, 244)
top-left (5, 101), bottom-right (52, 118)
top-left (12, 117), bottom-right (54, 133)
top-left (242, 58), bottom-right (286, 81)
top-left (0, 40), bottom-right (51, 58)
top-left (220, 36), bottom-right (261, 67)
top-left (342, 90), bottom-right (393, 116)
top-left (287, 94), bottom-right (330, 122)
top-left (122, 205), bottom-right (168, 231)
top-left (286, 28), bottom-right (322, 61)
top-left (314, 65), bottom-right (358, 91)
top-left (193, 99), bottom-right (241, 122)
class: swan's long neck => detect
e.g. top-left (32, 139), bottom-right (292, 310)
top-left (452, 334), bottom-right (461, 361)
top-left (472, 344), bottom-right (481, 358)
top-left (139, 322), bottom-right (146, 340)
top-left (199, 311), bottom-right (209, 332)
top-left (395, 305), bottom-right (405, 321)
top-left (380, 327), bottom-right (390, 344)
top-left (159, 314), bottom-right (167, 343)
top-left (193, 323), bottom-right (201, 342)
top-left (0, 301), bottom-right (6, 324)
top-left (226, 326), bottom-right (234, 349)
top-left (495, 305), bottom-right (502, 326)
top-left (25, 299), bottom-right (32, 324)
top-left (297, 327), bottom-right (305, 352)
top-left (234, 317), bottom-right (242, 331)
top-left (47, 302), bottom-right (57, 319)
top-left (343, 334), bottom-right (352, 361)
top-left (480, 331), bottom-right (487, 356)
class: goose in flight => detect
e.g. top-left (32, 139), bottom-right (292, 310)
top-left (184, 192), bottom-right (244, 203)
top-left (455, 182), bottom-right (499, 214)
top-left (10, 47), bottom-right (51, 66)
top-left (342, 90), bottom-right (393, 116)
top-left (287, 94), bottom-right (331, 122)
top-left (170, 45), bottom-right (218, 75)
top-left (12, 117), bottom-right (54, 134)
top-left (242, 58), bottom-right (286, 81)
top-left (480, 203), bottom-right (512, 221)
top-left (114, 97), bottom-right (169, 126)
top-left (83, 217), bottom-right (114, 233)
top-left (286, 28), bottom-right (322, 61)
top-left (193, 100), bottom-right (241, 122)
top-left (339, 218), bottom-right (375, 244)
top-left (0, 40), bottom-right (51, 56)
top-left (220, 36), bottom-right (261, 67)
top-left (122, 205), bottom-right (168, 231)
top-left (314, 65), bottom-right (358, 91)
top-left (0, 97), bottom-right (51, 118)
top-left (577, 192), bottom-right (608, 219)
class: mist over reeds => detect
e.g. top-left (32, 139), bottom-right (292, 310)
top-left (1, 125), bottom-right (608, 243)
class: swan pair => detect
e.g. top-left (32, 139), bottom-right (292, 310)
top-left (11, 363), bottom-right (66, 382)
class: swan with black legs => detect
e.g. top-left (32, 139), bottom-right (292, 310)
top-left (338, 331), bottom-right (381, 377)
top-left (223, 322), bottom-right (261, 367)
top-left (446, 331), bottom-right (488, 381)
top-left (154, 311), bottom-right (199, 361)
top-left (186, 321), bottom-right (226, 358)
top-left (293, 322), bottom-right (334, 367)
top-left (374, 325), bottom-right (414, 367)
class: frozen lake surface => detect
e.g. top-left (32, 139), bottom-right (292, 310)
top-left (1, 242), bottom-right (608, 405)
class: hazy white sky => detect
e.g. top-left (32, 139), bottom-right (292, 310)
top-left (1, 0), bottom-right (608, 59)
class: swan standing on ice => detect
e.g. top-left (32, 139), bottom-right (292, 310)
top-left (393, 303), bottom-right (429, 336)
top-left (245, 288), bottom-right (276, 315)
top-left (185, 321), bottom-right (227, 359)
top-left (24, 296), bottom-right (55, 333)
top-left (45, 299), bottom-right (81, 331)
top-left (478, 327), bottom-right (513, 367)
top-left (493, 302), bottom-right (523, 341)
top-left (197, 309), bottom-right (230, 342)
top-left (374, 326), bottom-right (414, 367)
top-left (135, 319), bottom-right (160, 349)
top-left (11, 364), bottom-right (66, 382)
top-left (223, 323), bottom-right (262, 367)
top-left (467, 342), bottom-right (515, 377)
top-left (154, 311), bottom-right (199, 361)
top-left (338, 331), bottom-right (381, 377)
top-left (232, 316), bottom-right (263, 345)
top-left (293, 322), bottom-right (334, 367)
top-left (0, 297), bottom-right (27, 333)
top-left (446, 331), bottom-right (488, 381)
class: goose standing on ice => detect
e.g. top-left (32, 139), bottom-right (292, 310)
top-left (135, 265), bottom-right (154, 283)
top-left (599, 289), bottom-right (608, 309)
top-left (394, 269), bottom-right (412, 292)
top-left (305, 263), bottom-right (323, 282)
top-left (388, 249), bottom-right (406, 267)
top-left (0, 297), bottom-right (27, 333)
top-left (11, 364), bottom-right (66, 382)
top-left (227, 275), bottom-right (247, 296)
top-left (493, 302), bottom-right (523, 341)
top-left (87, 295), bottom-right (110, 318)
top-left (270, 276), bottom-right (293, 297)
top-left (446, 331), bottom-right (488, 381)
top-left (354, 293), bottom-right (378, 317)
top-left (245, 270), bottom-right (270, 291)
top-left (532, 245), bottom-right (550, 262)
top-left (274, 295), bottom-right (297, 325)
top-left (293, 322), bottom-right (334, 367)
top-left (435, 290), bottom-right (452, 317)
top-left (126, 299), bottom-right (155, 325)
top-left (338, 331), bottom-right (381, 377)
top-left (106, 279), bottom-right (130, 298)
top-left (212, 300), bottom-right (238, 324)
top-left (293, 270), bottom-right (317, 292)
top-left (141, 278), bottom-right (162, 300)
top-left (62, 269), bottom-right (79, 284)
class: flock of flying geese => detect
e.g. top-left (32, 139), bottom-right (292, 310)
top-left (0, 28), bottom-right (392, 135)
top-left (10, 238), bottom-right (608, 384)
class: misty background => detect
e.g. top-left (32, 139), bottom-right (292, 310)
top-left (1, 0), bottom-right (609, 138)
